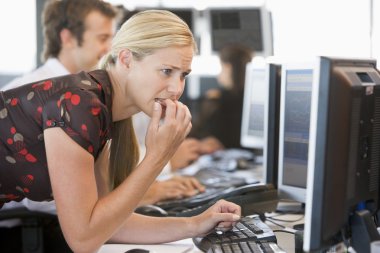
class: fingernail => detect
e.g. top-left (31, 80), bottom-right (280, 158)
top-left (232, 214), bottom-right (241, 221)
top-left (154, 102), bottom-right (160, 111)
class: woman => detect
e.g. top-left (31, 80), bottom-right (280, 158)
top-left (190, 44), bottom-right (253, 148)
top-left (0, 10), bottom-right (240, 253)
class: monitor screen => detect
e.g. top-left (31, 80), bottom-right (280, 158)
top-left (277, 62), bottom-right (315, 203)
top-left (240, 61), bottom-right (267, 150)
top-left (303, 57), bottom-right (380, 253)
top-left (207, 7), bottom-right (273, 56)
top-left (240, 62), bottom-right (281, 187)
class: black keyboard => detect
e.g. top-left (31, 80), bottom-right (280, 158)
top-left (208, 241), bottom-right (286, 253)
top-left (193, 168), bottom-right (250, 188)
top-left (193, 216), bottom-right (280, 253)
top-left (156, 185), bottom-right (235, 210)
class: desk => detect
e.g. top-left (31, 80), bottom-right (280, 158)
top-left (100, 155), bottom-right (286, 253)
top-left (99, 211), bottom-right (304, 253)
top-left (99, 238), bottom-right (197, 253)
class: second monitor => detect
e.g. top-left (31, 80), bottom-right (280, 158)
top-left (277, 61), bottom-right (315, 204)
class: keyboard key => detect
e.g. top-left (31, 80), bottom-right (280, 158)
top-left (194, 216), bottom-right (277, 252)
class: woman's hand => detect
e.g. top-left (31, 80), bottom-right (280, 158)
top-left (139, 176), bottom-right (205, 206)
top-left (144, 99), bottom-right (192, 169)
top-left (191, 199), bottom-right (241, 237)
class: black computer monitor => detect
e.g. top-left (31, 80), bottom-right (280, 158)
top-left (240, 61), bottom-right (282, 187)
top-left (277, 61), bottom-right (315, 204)
top-left (263, 63), bottom-right (282, 188)
top-left (240, 61), bottom-right (267, 151)
top-left (303, 57), bottom-right (380, 253)
top-left (207, 6), bottom-right (273, 56)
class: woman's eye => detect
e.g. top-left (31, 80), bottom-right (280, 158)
top-left (162, 69), bottom-right (172, 75)
top-left (182, 72), bottom-right (189, 79)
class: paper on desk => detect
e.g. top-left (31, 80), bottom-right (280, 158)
top-left (98, 239), bottom-right (194, 253)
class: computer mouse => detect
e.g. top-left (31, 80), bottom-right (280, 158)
top-left (134, 204), bottom-right (168, 217)
top-left (124, 248), bottom-right (150, 253)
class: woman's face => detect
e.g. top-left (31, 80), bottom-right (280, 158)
top-left (217, 61), bottom-right (233, 89)
top-left (126, 46), bottom-right (193, 117)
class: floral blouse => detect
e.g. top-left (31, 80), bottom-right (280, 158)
top-left (0, 70), bottom-right (113, 207)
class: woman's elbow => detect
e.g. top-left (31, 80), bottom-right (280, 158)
top-left (64, 234), bottom-right (104, 253)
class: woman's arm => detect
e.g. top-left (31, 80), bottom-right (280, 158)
top-left (43, 100), bottom-right (193, 252)
top-left (45, 127), bottom-right (164, 252)
top-left (46, 133), bottom-right (240, 251)
top-left (110, 199), bottom-right (241, 244)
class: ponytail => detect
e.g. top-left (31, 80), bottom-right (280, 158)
top-left (99, 52), bottom-right (139, 191)
top-left (109, 118), bottom-right (140, 190)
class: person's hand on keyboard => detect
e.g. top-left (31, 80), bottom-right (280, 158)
top-left (170, 138), bottom-right (203, 171)
top-left (199, 137), bottom-right (224, 154)
top-left (138, 176), bottom-right (205, 206)
top-left (190, 199), bottom-right (241, 237)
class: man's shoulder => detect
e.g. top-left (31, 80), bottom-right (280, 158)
top-left (2, 59), bottom-right (69, 91)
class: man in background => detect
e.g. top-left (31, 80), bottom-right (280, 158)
top-left (0, 0), bottom-right (117, 252)
top-left (3, 0), bottom-right (116, 91)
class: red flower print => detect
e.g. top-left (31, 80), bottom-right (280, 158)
top-left (91, 107), bottom-right (101, 116)
top-left (64, 92), bottom-right (72, 99)
top-left (43, 80), bottom-right (52, 90)
top-left (21, 174), bottom-right (34, 186)
top-left (10, 98), bottom-right (18, 106)
top-left (18, 148), bottom-right (28, 155)
top-left (25, 153), bottom-right (37, 163)
top-left (71, 94), bottom-right (80, 105)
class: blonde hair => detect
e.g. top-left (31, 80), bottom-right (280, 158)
top-left (99, 10), bottom-right (197, 190)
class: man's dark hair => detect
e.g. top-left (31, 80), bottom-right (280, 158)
top-left (42, 0), bottom-right (117, 61)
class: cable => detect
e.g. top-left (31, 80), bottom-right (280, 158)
top-left (272, 229), bottom-right (296, 235)
top-left (265, 218), bottom-right (286, 229)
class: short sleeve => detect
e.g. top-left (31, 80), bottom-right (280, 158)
top-left (42, 88), bottom-right (111, 158)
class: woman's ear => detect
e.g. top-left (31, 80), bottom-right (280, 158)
top-left (118, 49), bottom-right (133, 69)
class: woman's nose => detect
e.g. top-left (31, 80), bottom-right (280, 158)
top-left (167, 79), bottom-right (184, 99)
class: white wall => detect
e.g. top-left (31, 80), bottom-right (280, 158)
top-left (0, 1), bottom-right (36, 75)
top-left (267, 0), bottom-right (371, 61)
top-left (0, 0), bottom-right (377, 76)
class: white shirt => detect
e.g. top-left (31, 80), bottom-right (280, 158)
top-left (0, 58), bottom-right (69, 227)
top-left (2, 58), bottom-right (69, 91)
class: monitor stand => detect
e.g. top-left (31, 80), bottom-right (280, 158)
top-left (276, 200), bottom-right (305, 214)
top-left (351, 209), bottom-right (380, 253)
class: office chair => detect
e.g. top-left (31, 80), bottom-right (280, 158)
top-left (0, 207), bottom-right (71, 253)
